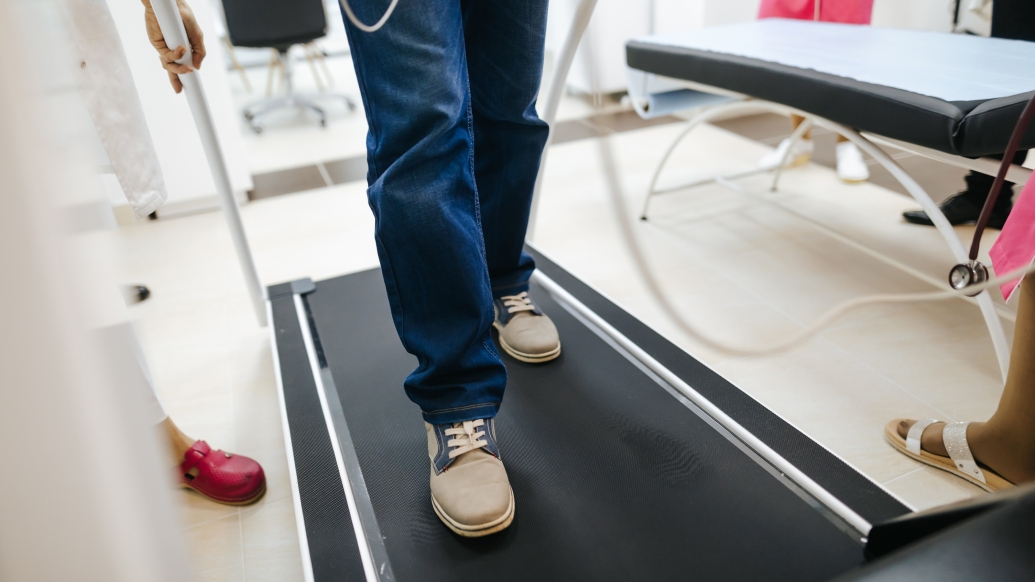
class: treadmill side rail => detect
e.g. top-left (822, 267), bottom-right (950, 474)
top-left (532, 270), bottom-right (873, 537)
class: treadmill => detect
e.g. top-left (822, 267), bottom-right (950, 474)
top-left (267, 246), bottom-right (912, 582)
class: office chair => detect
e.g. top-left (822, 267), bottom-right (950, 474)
top-left (221, 0), bottom-right (355, 133)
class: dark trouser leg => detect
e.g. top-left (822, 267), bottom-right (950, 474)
top-left (992, 0), bottom-right (1035, 42)
top-left (342, 0), bottom-right (506, 424)
top-left (461, 0), bottom-right (550, 299)
top-left (959, 150), bottom-right (1028, 211)
top-left (957, 0), bottom-right (1033, 212)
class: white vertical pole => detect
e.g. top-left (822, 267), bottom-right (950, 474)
top-left (527, 0), bottom-right (599, 242)
top-left (151, 0), bottom-right (268, 326)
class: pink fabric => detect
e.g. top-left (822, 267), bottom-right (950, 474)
top-left (758, 0), bottom-right (874, 24)
top-left (990, 178), bottom-right (1035, 301)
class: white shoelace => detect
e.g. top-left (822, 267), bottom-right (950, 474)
top-left (444, 420), bottom-right (489, 459)
top-left (500, 292), bottom-right (536, 316)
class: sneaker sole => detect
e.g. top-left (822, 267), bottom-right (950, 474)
top-left (492, 322), bottom-right (561, 363)
top-left (787, 154), bottom-right (811, 168)
top-left (838, 176), bottom-right (868, 184)
top-left (762, 153), bottom-right (811, 171)
top-left (431, 488), bottom-right (515, 537)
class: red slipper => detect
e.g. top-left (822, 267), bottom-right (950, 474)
top-left (179, 440), bottom-right (266, 505)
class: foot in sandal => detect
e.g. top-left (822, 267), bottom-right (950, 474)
top-left (884, 281), bottom-right (1035, 492)
top-left (885, 419), bottom-right (1021, 491)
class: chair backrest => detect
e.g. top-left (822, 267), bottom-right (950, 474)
top-left (221, 0), bottom-right (327, 50)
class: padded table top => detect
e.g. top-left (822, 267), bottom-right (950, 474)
top-left (627, 19), bottom-right (1035, 157)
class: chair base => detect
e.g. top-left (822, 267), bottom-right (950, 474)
top-left (242, 46), bottom-right (357, 134)
top-left (243, 93), bottom-right (355, 134)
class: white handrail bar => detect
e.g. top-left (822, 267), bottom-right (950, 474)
top-left (151, 0), bottom-right (267, 326)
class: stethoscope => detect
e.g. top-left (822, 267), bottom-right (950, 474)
top-left (949, 92), bottom-right (1035, 296)
top-left (806, 1), bottom-right (1034, 297)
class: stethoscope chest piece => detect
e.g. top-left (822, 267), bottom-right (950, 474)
top-left (949, 261), bottom-right (989, 297)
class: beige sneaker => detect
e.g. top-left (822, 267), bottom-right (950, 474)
top-left (492, 292), bottom-right (561, 363)
top-left (426, 419), bottom-right (514, 537)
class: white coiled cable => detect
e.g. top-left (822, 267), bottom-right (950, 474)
top-left (595, 134), bottom-right (1035, 357)
top-left (338, 0), bottom-right (399, 33)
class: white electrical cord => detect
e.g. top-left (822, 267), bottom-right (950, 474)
top-left (338, 0), bottom-right (399, 33)
top-left (596, 134), bottom-right (1035, 357)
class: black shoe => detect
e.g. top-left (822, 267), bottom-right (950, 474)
top-left (902, 193), bottom-right (1012, 230)
top-left (122, 284), bottom-right (151, 304)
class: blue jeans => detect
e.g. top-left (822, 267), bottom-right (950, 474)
top-left (341, 0), bottom-right (550, 423)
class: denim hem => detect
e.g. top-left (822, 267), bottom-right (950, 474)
top-left (490, 280), bottom-right (531, 299)
top-left (422, 402), bottom-right (501, 425)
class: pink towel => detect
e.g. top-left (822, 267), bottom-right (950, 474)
top-left (758, 0), bottom-right (874, 24)
top-left (990, 178), bottom-right (1035, 301)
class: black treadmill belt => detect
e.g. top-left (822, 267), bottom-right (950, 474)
top-left (268, 293), bottom-right (366, 582)
top-left (527, 248), bottom-right (910, 526)
top-left (304, 269), bottom-right (866, 581)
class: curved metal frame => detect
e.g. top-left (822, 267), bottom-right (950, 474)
top-left (640, 100), bottom-right (816, 218)
top-left (641, 98), bottom-right (1012, 379)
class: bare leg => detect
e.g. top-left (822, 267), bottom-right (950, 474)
top-left (898, 280), bottom-right (1035, 484)
top-left (792, 114), bottom-right (848, 143)
top-left (158, 417), bottom-right (196, 468)
top-left (790, 114), bottom-right (811, 140)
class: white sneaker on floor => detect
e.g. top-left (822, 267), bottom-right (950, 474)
top-left (835, 141), bottom-right (870, 183)
top-left (759, 137), bottom-right (814, 170)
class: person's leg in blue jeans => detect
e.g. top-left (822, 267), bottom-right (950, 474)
top-left (344, 0), bottom-right (504, 425)
top-left (463, 0), bottom-right (547, 298)
top-left (462, 0), bottom-right (562, 364)
top-left (341, 0), bottom-right (554, 536)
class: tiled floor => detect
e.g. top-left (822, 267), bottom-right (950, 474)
top-left (125, 182), bottom-right (376, 582)
top-left (123, 52), bottom-right (1020, 580)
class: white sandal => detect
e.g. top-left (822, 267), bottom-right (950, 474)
top-left (884, 418), bottom-right (1014, 492)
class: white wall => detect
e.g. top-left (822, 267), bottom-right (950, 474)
top-left (556, 0), bottom-right (761, 94)
top-left (872, 0), bottom-right (992, 35)
top-left (552, 0), bottom-right (973, 96)
top-left (653, 0), bottom-right (705, 34)
top-left (703, 0), bottom-right (760, 27)
top-left (556, 0), bottom-right (651, 94)
top-left (105, 0), bottom-right (252, 216)
top-left (872, 0), bottom-right (955, 32)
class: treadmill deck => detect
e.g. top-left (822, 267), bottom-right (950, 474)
top-left (268, 249), bottom-right (909, 581)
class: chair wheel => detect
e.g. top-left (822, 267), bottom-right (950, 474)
top-left (244, 112), bottom-right (254, 121)
top-left (251, 124), bottom-right (263, 135)
top-left (320, 118), bottom-right (327, 128)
